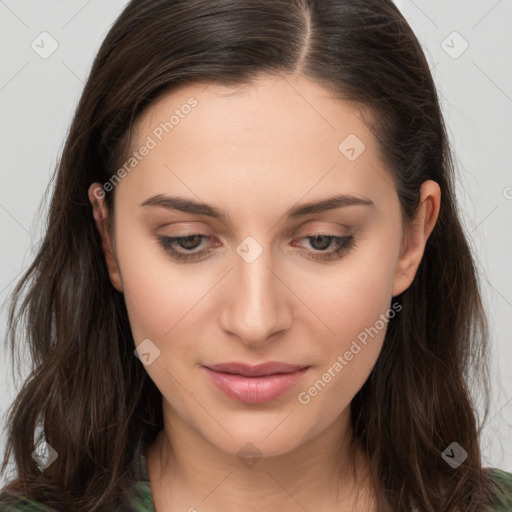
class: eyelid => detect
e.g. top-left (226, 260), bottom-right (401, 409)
top-left (296, 220), bottom-right (352, 231)
top-left (157, 223), bottom-right (351, 244)
top-left (156, 231), bottom-right (356, 263)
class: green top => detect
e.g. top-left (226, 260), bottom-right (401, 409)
top-left (1, 456), bottom-right (511, 511)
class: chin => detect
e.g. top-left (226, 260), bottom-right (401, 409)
top-left (200, 418), bottom-right (310, 460)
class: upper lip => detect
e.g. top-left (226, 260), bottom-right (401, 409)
top-left (204, 362), bottom-right (309, 377)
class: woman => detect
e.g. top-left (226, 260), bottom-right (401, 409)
top-left (1, 0), bottom-right (511, 511)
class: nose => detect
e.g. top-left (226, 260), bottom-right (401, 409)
top-left (219, 244), bottom-right (293, 347)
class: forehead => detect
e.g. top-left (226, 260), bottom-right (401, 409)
top-left (116, 74), bottom-right (398, 222)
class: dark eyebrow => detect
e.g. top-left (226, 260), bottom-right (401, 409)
top-left (140, 193), bottom-right (374, 223)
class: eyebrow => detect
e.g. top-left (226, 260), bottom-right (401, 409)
top-left (140, 193), bottom-right (374, 223)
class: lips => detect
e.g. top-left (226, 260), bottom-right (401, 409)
top-left (202, 362), bottom-right (311, 404)
top-left (204, 361), bottom-right (308, 377)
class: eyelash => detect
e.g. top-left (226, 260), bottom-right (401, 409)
top-left (156, 233), bottom-right (356, 262)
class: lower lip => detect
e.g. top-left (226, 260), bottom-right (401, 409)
top-left (202, 367), bottom-right (310, 404)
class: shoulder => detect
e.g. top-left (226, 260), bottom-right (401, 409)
top-left (0, 485), bottom-right (155, 512)
top-left (0, 453), bottom-right (155, 512)
top-left (0, 488), bottom-right (154, 512)
top-left (485, 468), bottom-right (512, 510)
top-left (0, 497), bottom-right (54, 511)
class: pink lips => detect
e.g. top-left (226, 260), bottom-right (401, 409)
top-left (202, 362), bottom-right (310, 404)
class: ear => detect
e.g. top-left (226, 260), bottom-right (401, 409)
top-left (88, 183), bottom-right (123, 292)
top-left (392, 180), bottom-right (441, 297)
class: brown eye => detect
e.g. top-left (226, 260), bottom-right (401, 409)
top-left (157, 233), bottom-right (214, 261)
top-left (293, 235), bottom-right (356, 261)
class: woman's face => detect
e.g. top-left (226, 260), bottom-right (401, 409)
top-left (90, 74), bottom-right (437, 459)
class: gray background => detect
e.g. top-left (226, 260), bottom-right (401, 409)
top-left (0, 0), bottom-right (511, 483)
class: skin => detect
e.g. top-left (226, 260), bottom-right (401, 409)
top-left (88, 73), bottom-right (440, 511)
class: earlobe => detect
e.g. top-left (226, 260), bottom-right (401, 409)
top-left (87, 183), bottom-right (123, 292)
top-left (392, 180), bottom-right (441, 297)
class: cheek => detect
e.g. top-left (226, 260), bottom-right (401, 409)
top-left (117, 238), bottom-right (209, 403)
top-left (298, 236), bottom-right (397, 343)
top-left (296, 286), bottom-right (395, 424)
top-left (115, 223), bottom-right (210, 343)
top-left (118, 222), bottom-right (399, 352)
top-left (121, 262), bottom-right (178, 343)
top-left (296, 241), bottom-right (399, 406)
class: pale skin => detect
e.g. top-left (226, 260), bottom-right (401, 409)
top-left (88, 74), bottom-right (441, 511)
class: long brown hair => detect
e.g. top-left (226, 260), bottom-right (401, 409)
top-left (0, 0), bottom-right (501, 510)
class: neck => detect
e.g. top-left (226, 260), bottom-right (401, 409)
top-left (146, 401), bottom-right (376, 512)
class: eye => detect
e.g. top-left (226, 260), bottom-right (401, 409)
top-left (157, 233), bottom-right (215, 261)
top-left (292, 234), bottom-right (356, 261)
top-left (157, 233), bottom-right (356, 263)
